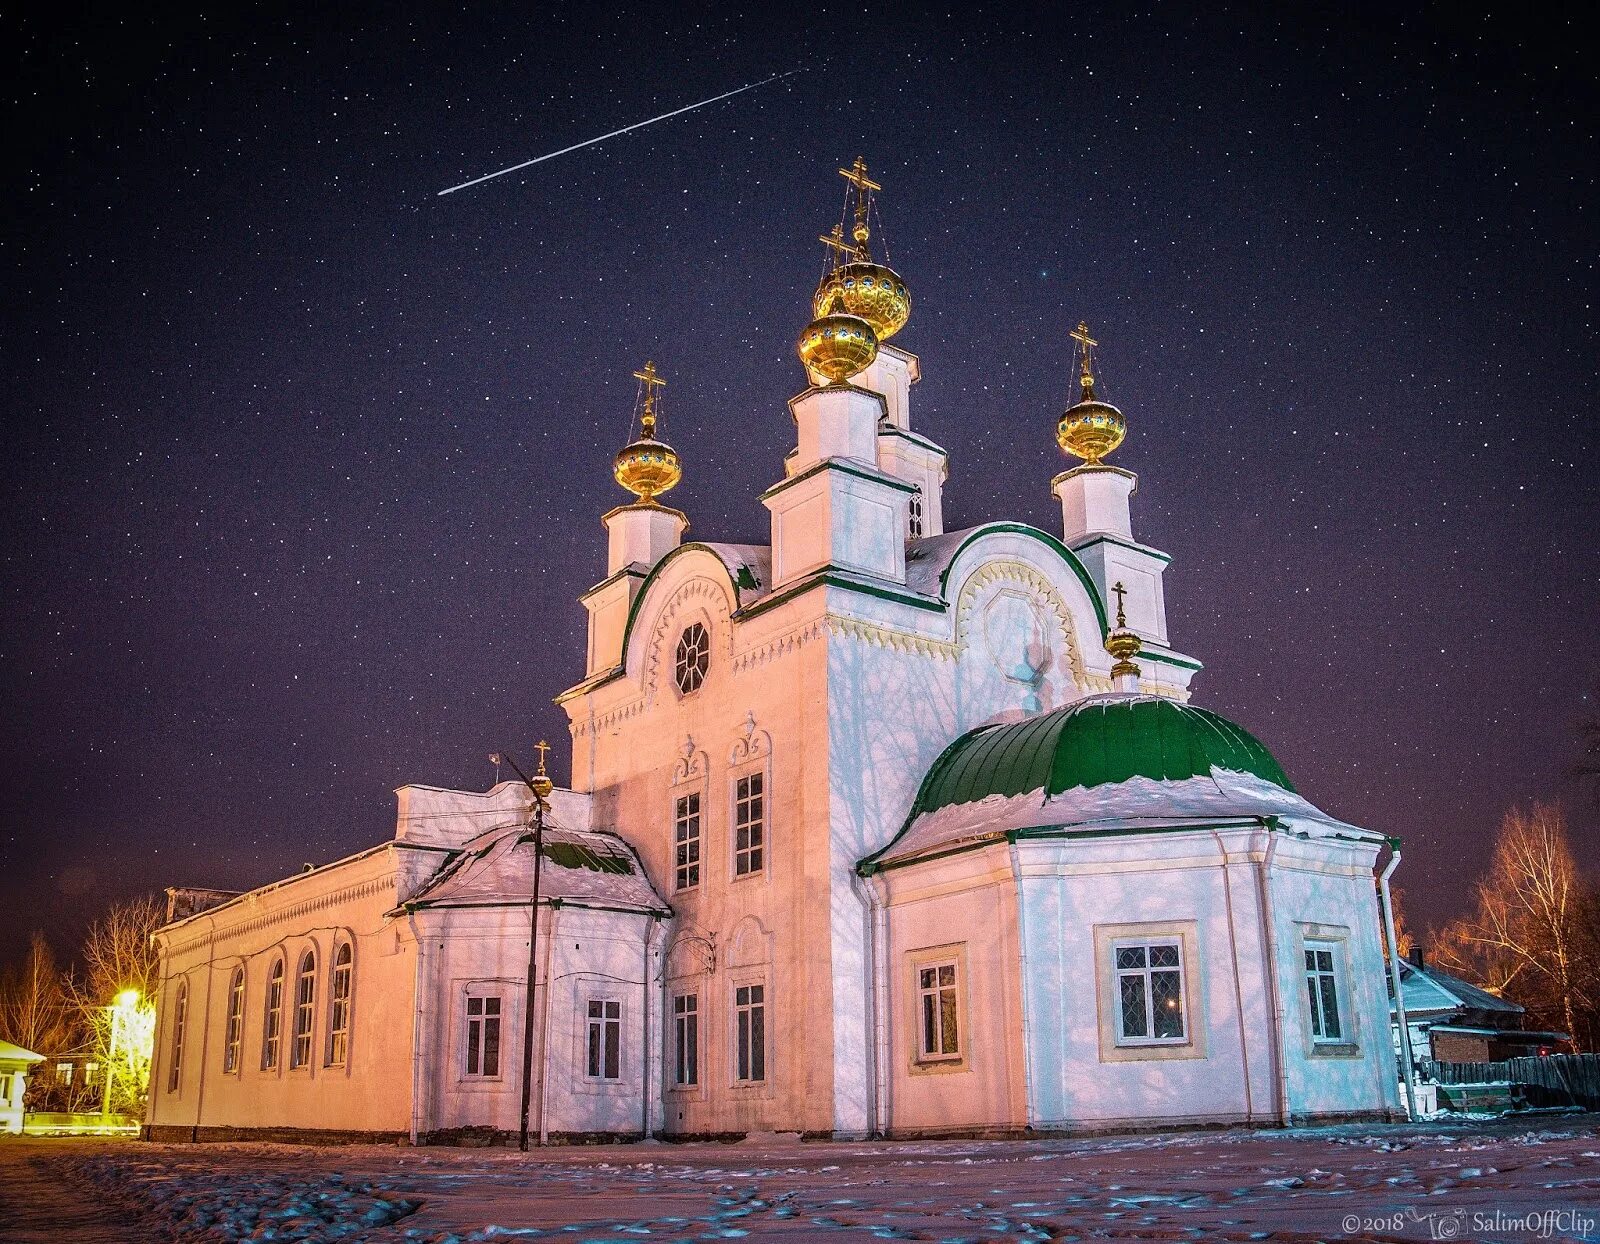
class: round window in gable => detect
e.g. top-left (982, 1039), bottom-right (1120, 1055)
top-left (674, 622), bottom-right (710, 695)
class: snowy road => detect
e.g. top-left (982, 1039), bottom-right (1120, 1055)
top-left (10, 1116), bottom-right (1600, 1243)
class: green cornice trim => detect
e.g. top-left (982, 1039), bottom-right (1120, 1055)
top-left (580, 565), bottom-right (647, 601)
top-left (760, 457), bottom-right (919, 503)
top-left (1141, 648), bottom-right (1204, 672)
top-left (877, 425), bottom-right (948, 457)
top-left (1070, 533), bottom-right (1173, 566)
top-left (736, 567), bottom-right (944, 623)
top-left (934, 522), bottom-right (1109, 635)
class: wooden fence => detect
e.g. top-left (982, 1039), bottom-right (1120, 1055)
top-left (1424, 1053), bottom-right (1600, 1110)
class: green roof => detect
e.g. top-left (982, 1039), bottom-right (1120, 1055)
top-left (908, 695), bottom-right (1294, 819)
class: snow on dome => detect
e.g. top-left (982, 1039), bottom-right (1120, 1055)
top-left (860, 694), bottom-right (1370, 871)
top-left (399, 820), bottom-right (669, 916)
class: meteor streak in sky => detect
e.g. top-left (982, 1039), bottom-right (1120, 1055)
top-left (437, 68), bottom-right (804, 196)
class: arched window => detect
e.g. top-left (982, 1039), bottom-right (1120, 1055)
top-left (326, 942), bottom-right (353, 1067)
top-left (223, 967), bottom-right (245, 1073)
top-left (167, 981), bottom-right (188, 1093)
top-left (291, 949), bottom-right (317, 1068)
top-left (674, 622), bottom-right (709, 694)
top-left (262, 957), bottom-right (285, 1070)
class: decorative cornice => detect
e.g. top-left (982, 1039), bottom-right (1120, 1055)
top-left (164, 874), bottom-right (393, 956)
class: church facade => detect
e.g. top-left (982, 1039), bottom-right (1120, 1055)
top-left (146, 163), bottom-right (1403, 1143)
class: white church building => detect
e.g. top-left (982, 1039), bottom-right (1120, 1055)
top-left (146, 162), bottom-right (1404, 1143)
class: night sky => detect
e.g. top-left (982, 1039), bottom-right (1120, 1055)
top-left (4, 3), bottom-right (1596, 966)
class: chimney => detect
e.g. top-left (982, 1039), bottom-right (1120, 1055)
top-left (1407, 946), bottom-right (1425, 970)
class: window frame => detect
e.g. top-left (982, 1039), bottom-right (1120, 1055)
top-left (731, 769), bottom-right (766, 879)
top-left (584, 997), bottom-right (624, 1082)
top-left (1093, 922), bottom-right (1204, 1063)
top-left (222, 966), bottom-right (245, 1075)
top-left (326, 941), bottom-right (353, 1068)
top-left (671, 991), bottom-right (699, 1089)
top-left (262, 956), bottom-right (285, 1071)
top-left (673, 789), bottom-right (702, 892)
top-left (1298, 925), bottom-right (1360, 1056)
top-left (673, 621), bottom-right (710, 696)
top-left (732, 979), bottom-right (767, 1085)
top-left (1112, 937), bottom-right (1188, 1047)
top-left (290, 948), bottom-right (317, 1070)
top-left (908, 485), bottom-right (925, 539)
top-left (916, 959), bottom-right (962, 1063)
top-left (905, 943), bottom-right (970, 1074)
top-left (463, 990), bottom-right (504, 1080)
top-left (167, 980), bottom-right (188, 1094)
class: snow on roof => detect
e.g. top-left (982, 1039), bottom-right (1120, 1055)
top-left (1397, 961), bottom-right (1523, 1017)
top-left (400, 817), bottom-right (669, 917)
top-left (903, 527), bottom-right (976, 598)
top-left (866, 767), bottom-right (1373, 870)
top-left (699, 542), bottom-right (772, 606)
top-left (0, 1040), bottom-right (45, 1063)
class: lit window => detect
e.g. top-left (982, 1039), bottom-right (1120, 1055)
top-left (735, 983), bottom-right (766, 1083)
top-left (674, 792), bottom-right (701, 891)
top-left (1114, 940), bottom-right (1186, 1043)
top-left (908, 486), bottom-right (924, 539)
top-left (672, 993), bottom-right (698, 1087)
top-left (291, 950), bottom-right (316, 1068)
top-left (223, 968), bottom-right (245, 1074)
top-left (327, 942), bottom-right (353, 1067)
top-left (674, 622), bottom-right (709, 694)
top-left (1305, 943), bottom-right (1344, 1042)
top-left (167, 981), bottom-right (188, 1093)
top-left (733, 772), bottom-right (765, 877)
top-left (464, 994), bottom-right (501, 1077)
top-left (586, 999), bottom-right (623, 1080)
top-left (262, 958), bottom-right (285, 1070)
top-left (56, 1061), bottom-right (73, 1085)
top-left (917, 962), bottom-right (960, 1060)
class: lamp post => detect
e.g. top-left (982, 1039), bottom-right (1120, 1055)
top-left (102, 989), bottom-right (140, 1118)
top-left (490, 743), bottom-right (553, 1153)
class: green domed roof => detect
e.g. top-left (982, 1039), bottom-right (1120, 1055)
top-left (909, 695), bottom-right (1294, 819)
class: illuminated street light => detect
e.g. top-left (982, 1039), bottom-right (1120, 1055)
top-left (102, 988), bottom-right (142, 1118)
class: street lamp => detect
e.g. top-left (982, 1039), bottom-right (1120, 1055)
top-left (489, 742), bottom-right (554, 1153)
top-left (102, 989), bottom-right (141, 1118)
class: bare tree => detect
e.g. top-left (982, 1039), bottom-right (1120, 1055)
top-left (0, 932), bottom-right (73, 1055)
top-left (1433, 803), bottom-right (1595, 1050)
top-left (67, 894), bottom-right (164, 1114)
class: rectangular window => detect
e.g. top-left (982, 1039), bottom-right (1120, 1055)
top-left (735, 983), bottom-right (766, 1083)
top-left (1305, 943), bottom-right (1343, 1041)
top-left (673, 993), bottom-right (699, 1087)
top-left (733, 772), bottom-right (765, 877)
top-left (674, 793), bottom-right (701, 891)
top-left (1114, 940), bottom-right (1186, 1043)
top-left (917, 961), bottom-right (960, 1059)
top-left (586, 999), bottom-right (622, 1080)
top-left (464, 994), bottom-right (502, 1077)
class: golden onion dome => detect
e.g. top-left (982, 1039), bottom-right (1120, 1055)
top-left (797, 311), bottom-right (879, 385)
top-left (613, 435), bottom-right (682, 504)
top-left (1057, 398), bottom-right (1126, 466)
top-left (812, 261), bottom-right (910, 342)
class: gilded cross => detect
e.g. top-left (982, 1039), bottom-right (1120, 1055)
top-left (838, 156), bottom-right (881, 252)
top-left (1111, 580), bottom-right (1128, 628)
top-left (1070, 321), bottom-right (1098, 399)
top-left (534, 739), bottom-right (551, 777)
top-left (632, 361), bottom-right (666, 435)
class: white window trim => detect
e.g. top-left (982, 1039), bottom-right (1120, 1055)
top-left (670, 990), bottom-right (701, 1092)
top-left (460, 985), bottom-right (510, 1084)
top-left (730, 767), bottom-right (768, 881)
top-left (1093, 921), bottom-right (1205, 1063)
top-left (289, 948), bottom-right (318, 1073)
top-left (582, 995), bottom-right (625, 1083)
top-left (730, 974), bottom-right (769, 1089)
top-left (905, 943), bottom-right (970, 1074)
top-left (1298, 924), bottom-right (1361, 1057)
top-left (261, 955), bottom-right (286, 1074)
top-left (1112, 936), bottom-right (1188, 1047)
top-left (672, 788), bottom-right (704, 893)
top-left (325, 940), bottom-right (354, 1071)
top-left (222, 965), bottom-right (246, 1076)
top-left (673, 621), bottom-right (711, 697)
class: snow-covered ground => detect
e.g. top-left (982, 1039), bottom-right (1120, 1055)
top-left (17, 1116), bottom-right (1600, 1243)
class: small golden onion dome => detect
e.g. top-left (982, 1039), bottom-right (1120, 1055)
top-left (1057, 398), bottom-right (1127, 466)
top-left (613, 435), bottom-right (682, 504)
top-left (1105, 625), bottom-right (1143, 679)
top-left (813, 261), bottom-right (910, 342)
top-left (797, 311), bottom-right (879, 384)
